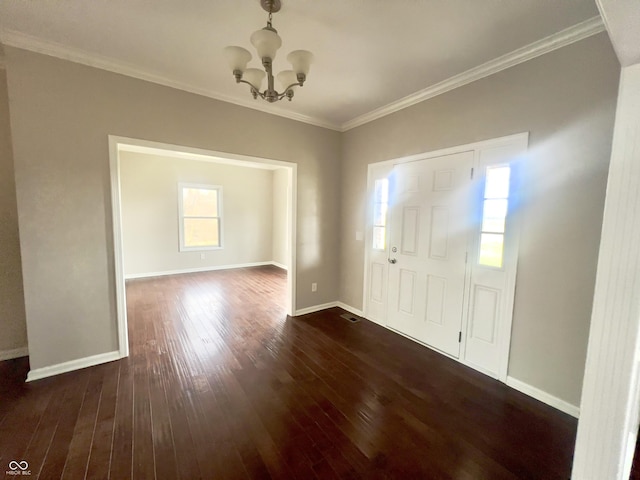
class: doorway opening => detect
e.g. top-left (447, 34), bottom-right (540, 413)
top-left (108, 136), bottom-right (297, 358)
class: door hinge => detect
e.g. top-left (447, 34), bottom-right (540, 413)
top-left (458, 331), bottom-right (462, 343)
top-left (470, 167), bottom-right (474, 179)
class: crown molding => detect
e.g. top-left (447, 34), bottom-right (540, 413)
top-left (340, 16), bottom-right (605, 131)
top-left (0, 16), bottom-right (605, 133)
top-left (0, 29), bottom-right (341, 131)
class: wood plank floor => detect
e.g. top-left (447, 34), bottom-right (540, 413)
top-left (0, 265), bottom-right (578, 479)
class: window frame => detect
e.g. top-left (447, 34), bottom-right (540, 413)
top-left (477, 164), bottom-right (511, 270)
top-left (177, 182), bottom-right (224, 252)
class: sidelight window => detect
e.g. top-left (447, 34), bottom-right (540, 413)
top-left (372, 178), bottom-right (389, 250)
top-left (478, 166), bottom-right (510, 268)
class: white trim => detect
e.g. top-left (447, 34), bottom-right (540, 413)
top-left (124, 261), bottom-right (276, 280)
top-left (1, 17), bottom-right (604, 133)
top-left (294, 302), bottom-right (339, 316)
top-left (336, 302), bottom-right (364, 317)
top-left (0, 29), bottom-right (339, 131)
top-left (293, 301), bottom-right (363, 318)
top-left (288, 165), bottom-right (297, 316)
top-left (341, 16), bottom-right (605, 131)
top-left (271, 261), bottom-right (288, 271)
top-left (367, 132), bottom-right (530, 168)
top-left (0, 347), bottom-right (29, 361)
top-left (506, 376), bottom-right (580, 419)
top-left (112, 136), bottom-right (298, 170)
top-left (26, 350), bottom-right (120, 382)
top-left (109, 136), bottom-right (298, 362)
top-left (109, 138), bottom-right (129, 359)
top-left (572, 63), bottom-right (640, 480)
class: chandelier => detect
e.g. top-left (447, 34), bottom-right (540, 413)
top-left (223, 0), bottom-right (313, 103)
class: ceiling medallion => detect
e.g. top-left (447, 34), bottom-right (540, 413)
top-left (223, 0), bottom-right (313, 103)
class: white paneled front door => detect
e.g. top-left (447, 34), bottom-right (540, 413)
top-left (364, 134), bottom-right (526, 381)
top-left (386, 151), bottom-right (475, 358)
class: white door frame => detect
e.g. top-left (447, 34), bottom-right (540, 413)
top-left (108, 135), bottom-right (298, 359)
top-left (362, 132), bottom-right (528, 381)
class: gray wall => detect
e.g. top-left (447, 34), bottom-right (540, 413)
top-left (120, 151), bottom-right (277, 276)
top-left (5, 47), bottom-right (341, 370)
top-left (0, 69), bottom-right (27, 357)
top-left (339, 33), bottom-right (620, 406)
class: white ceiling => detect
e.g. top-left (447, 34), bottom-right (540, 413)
top-left (0, 0), bottom-right (602, 130)
top-left (596, 0), bottom-right (640, 66)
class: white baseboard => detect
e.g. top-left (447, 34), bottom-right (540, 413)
top-left (506, 376), bottom-right (580, 418)
top-left (295, 302), bottom-right (339, 316)
top-left (0, 347), bottom-right (29, 361)
top-left (294, 301), bottom-right (364, 317)
top-left (270, 261), bottom-right (288, 271)
top-left (125, 261), bottom-right (280, 279)
top-left (27, 350), bottom-right (121, 382)
top-left (336, 302), bottom-right (364, 317)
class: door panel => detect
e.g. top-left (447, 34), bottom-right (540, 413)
top-left (469, 285), bottom-right (500, 343)
top-left (425, 275), bottom-right (447, 326)
top-left (429, 206), bottom-right (450, 259)
top-left (370, 262), bottom-right (385, 304)
top-left (401, 207), bottom-right (420, 255)
top-left (398, 269), bottom-right (417, 315)
top-left (387, 151), bottom-right (474, 358)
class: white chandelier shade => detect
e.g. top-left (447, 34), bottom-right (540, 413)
top-left (250, 28), bottom-right (282, 61)
top-left (243, 68), bottom-right (266, 92)
top-left (223, 46), bottom-right (252, 73)
top-left (287, 50), bottom-right (314, 76)
top-left (276, 70), bottom-right (297, 91)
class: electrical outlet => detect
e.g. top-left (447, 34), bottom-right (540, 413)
top-left (311, 282), bottom-right (317, 292)
top-left (200, 253), bottom-right (205, 260)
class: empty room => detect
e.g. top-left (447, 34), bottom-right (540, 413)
top-left (1, 0), bottom-right (639, 479)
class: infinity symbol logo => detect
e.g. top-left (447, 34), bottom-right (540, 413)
top-left (8, 461), bottom-right (28, 471)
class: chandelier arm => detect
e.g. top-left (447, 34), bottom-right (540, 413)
top-left (237, 78), bottom-right (261, 91)
top-left (233, 78), bottom-right (300, 103)
top-left (274, 88), bottom-right (295, 102)
top-left (236, 78), bottom-right (269, 100)
top-left (283, 82), bottom-right (302, 92)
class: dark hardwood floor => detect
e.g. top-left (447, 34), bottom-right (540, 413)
top-left (0, 265), bottom-right (577, 479)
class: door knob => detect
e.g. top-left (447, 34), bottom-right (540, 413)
top-left (388, 258), bottom-right (397, 264)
